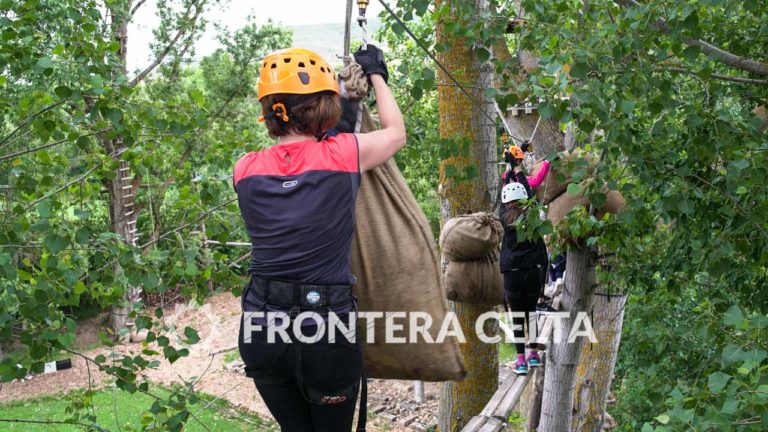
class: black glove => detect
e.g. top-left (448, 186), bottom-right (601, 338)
top-left (503, 151), bottom-right (519, 166)
top-left (353, 44), bottom-right (389, 83)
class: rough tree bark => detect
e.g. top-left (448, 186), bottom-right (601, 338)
top-left (107, 4), bottom-right (140, 335)
top-left (538, 246), bottom-right (598, 432)
top-left (571, 293), bottom-right (627, 432)
top-left (436, 1), bottom-right (499, 430)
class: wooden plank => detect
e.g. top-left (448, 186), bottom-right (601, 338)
top-left (493, 372), bottom-right (532, 419)
top-left (461, 415), bottom-right (489, 432)
top-left (478, 417), bottom-right (504, 432)
top-left (480, 375), bottom-right (518, 417)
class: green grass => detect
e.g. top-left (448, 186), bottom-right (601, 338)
top-left (499, 342), bottom-right (519, 364)
top-left (0, 387), bottom-right (277, 431)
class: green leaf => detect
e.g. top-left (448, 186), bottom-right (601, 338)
top-left (190, 89), bottom-right (205, 107)
top-left (183, 327), bottom-right (200, 344)
top-left (723, 305), bottom-right (744, 326)
top-left (37, 57), bottom-right (54, 69)
top-left (37, 201), bottom-right (52, 218)
top-left (567, 183), bottom-right (582, 196)
top-left (655, 414), bottom-right (670, 425)
top-left (75, 227), bottom-right (90, 244)
top-left (142, 272), bottom-right (160, 289)
top-left (58, 331), bottom-right (76, 347)
top-left (44, 234), bottom-right (69, 253)
top-left (474, 47), bottom-right (490, 63)
top-left (54, 86), bottom-right (72, 98)
top-left (708, 372), bottom-right (731, 393)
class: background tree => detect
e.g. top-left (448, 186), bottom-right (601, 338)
top-left (433, 1), bottom-right (500, 430)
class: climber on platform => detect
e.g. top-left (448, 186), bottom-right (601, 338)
top-left (501, 142), bottom-right (551, 189)
top-left (233, 45), bottom-right (403, 432)
top-left (499, 172), bottom-right (549, 375)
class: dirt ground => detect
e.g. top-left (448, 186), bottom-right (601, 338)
top-left (0, 292), bottom-right (452, 431)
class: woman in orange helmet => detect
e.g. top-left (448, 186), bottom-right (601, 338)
top-left (233, 45), bottom-right (404, 431)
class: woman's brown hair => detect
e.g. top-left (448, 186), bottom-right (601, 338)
top-left (260, 91), bottom-right (342, 139)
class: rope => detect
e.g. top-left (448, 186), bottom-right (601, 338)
top-left (338, 63), bottom-right (370, 100)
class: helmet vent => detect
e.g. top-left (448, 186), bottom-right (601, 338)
top-left (298, 62), bottom-right (305, 68)
top-left (310, 59), bottom-right (316, 65)
top-left (271, 63), bottom-right (277, 69)
top-left (283, 58), bottom-right (291, 63)
top-left (320, 66), bottom-right (326, 73)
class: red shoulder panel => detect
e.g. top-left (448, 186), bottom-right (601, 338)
top-left (233, 133), bottom-right (359, 185)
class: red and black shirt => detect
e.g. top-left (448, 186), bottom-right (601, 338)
top-left (233, 133), bottom-right (360, 285)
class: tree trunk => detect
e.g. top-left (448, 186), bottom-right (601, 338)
top-left (571, 293), bottom-right (627, 432)
top-left (107, 7), bottom-right (140, 335)
top-left (538, 245), bottom-right (597, 432)
top-left (527, 359), bottom-right (546, 431)
top-left (436, 1), bottom-right (499, 430)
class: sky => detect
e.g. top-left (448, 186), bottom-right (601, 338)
top-left (127, 0), bottom-right (386, 72)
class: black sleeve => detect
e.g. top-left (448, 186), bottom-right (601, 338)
top-left (514, 170), bottom-right (533, 198)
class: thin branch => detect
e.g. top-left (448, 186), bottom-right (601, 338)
top-left (26, 165), bottom-right (101, 208)
top-left (0, 418), bottom-right (110, 431)
top-left (615, 0), bottom-right (768, 76)
top-left (692, 174), bottom-right (768, 241)
top-left (139, 198), bottom-right (237, 250)
top-left (0, 99), bottom-right (68, 147)
top-left (661, 67), bottom-right (768, 85)
top-left (128, 2), bottom-right (205, 88)
top-left (129, 0), bottom-right (148, 18)
top-left (0, 128), bottom-right (111, 162)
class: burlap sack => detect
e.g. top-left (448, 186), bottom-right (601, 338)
top-left (439, 212), bottom-right (503, 260)
top-left (443, 252), bottom-right (504, 306)
top-left (351, 107), bottom-right (466, 381)
top-left (534, 151), bottom-right (597, 204)
top-left (547, 185), bottom-right (625, 226)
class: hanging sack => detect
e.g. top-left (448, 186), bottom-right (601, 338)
top-left (439, 212), bottom-right (503, 261)
top-left (534, 150), bottom-right (597, 205)
top-left (547, 183), bottom-right (625, 226)
top-left (351, 106), bottom-right (466, 382)
top-left (443, 252), bottom-right (504, 306)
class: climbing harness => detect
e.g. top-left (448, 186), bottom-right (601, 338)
top-left (244, 276), bottom-right (368, 432)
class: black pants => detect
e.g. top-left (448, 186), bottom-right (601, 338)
top-left (238, 315), bottom-right (363, 432)
top-left (503, 264), bottom-right (546, 354)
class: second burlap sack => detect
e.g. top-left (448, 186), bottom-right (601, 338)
top-left (443, 251), bottom-right (504, 306)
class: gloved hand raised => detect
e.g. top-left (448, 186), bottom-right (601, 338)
top-left (353, 44), bottom-right (389, 83)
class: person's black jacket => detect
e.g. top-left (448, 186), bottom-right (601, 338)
top-left (499, 170), bottom-right (548, 272)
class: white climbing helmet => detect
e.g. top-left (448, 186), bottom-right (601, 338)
top-left (501, 182), bottom-right (528, 204)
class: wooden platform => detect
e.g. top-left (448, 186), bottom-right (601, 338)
top-left (461, 298), bottom-right (561, 432)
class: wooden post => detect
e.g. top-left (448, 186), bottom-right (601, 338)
top-left (571, 293), bottom-right (627, 432)
top-left (414, 381), bottom-right (425, 403)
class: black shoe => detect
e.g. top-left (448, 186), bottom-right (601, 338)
top-left (536, 302), bottom-right (558, 314)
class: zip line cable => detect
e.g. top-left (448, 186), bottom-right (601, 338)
top-left (376, 0), bottom-right (528, 144)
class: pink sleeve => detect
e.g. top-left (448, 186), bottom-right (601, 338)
top-left (526, 160), bottom-right (551, 189)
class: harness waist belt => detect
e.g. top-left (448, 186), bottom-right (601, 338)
top-left (248, 277), bottom-right (354, 310)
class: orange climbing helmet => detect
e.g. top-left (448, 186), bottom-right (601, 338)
top-left (507, 145), bottom-right (525, 160)
top-left (257, 48), bottom-right (340, 100)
